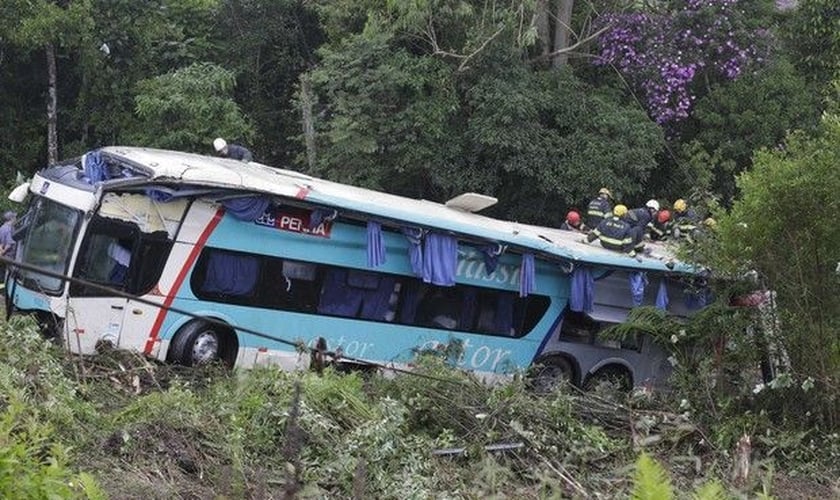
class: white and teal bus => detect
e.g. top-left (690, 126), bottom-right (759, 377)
top-left (6, 147), bottom-right (709, 388)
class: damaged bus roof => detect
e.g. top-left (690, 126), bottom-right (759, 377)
top-left (46, 146), bottom-right (698, 275)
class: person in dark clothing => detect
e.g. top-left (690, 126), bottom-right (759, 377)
top-left (650, 209), bottom-right (672, 241)
top-left (213, 137), bottom-right (253, 162)
top-left (623, 199), bottom-right (659, 252)
top-left (560, 210), bottom-right (587, 232)
top-left (585, 188), bottom-right (613, 229)
top-left (584, 204), bottom-right (635, 255)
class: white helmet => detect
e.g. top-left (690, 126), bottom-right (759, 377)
top-left (645, 199), bottom-right (660, 211)
top-left (213, 137), bottom-right (227, 152)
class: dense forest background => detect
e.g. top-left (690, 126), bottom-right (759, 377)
top-left (0, 0), bottom-right (835, 222)
top-left (0, 1), bottom-right (839, 497)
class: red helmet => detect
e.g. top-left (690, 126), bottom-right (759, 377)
top-left (566, 210), bottom-right (581, 226)
top-left (657, 210), bottom-right (671, 224)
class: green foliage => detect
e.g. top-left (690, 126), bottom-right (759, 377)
top-left (0, 399), bottom-right (105, 499)
top-left (676, 60), bottom-right (821, 203)
top-left (127, 62), bottom-right (254, 152)
top-left (782, 0), bottom-right (840, 89)
top-left (307, 0), bottom-right (664, 223)
top-left (631, 452), bottom-right (674, 500)
top-left (709, 110), bottom-right (840, 426)
top-left (213, 0), bottom-right (323, 167)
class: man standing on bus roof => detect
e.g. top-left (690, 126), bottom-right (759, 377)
top-left (585, 188), bottom-right (613, 229)
top-left (213, 137), bottom-right (253, 162)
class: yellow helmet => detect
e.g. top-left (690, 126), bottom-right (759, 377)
top-left (704, 217), bottom-right (717, 228)
top-left (613, 204), bottom-right (628, 217)
top-left (598, 187), bottom-right (612, 199)
top-left (674, 199), bottom-right (687, 212)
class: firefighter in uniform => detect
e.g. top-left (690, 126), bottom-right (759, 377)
top-left (585, 188), bottom-right (614, 229)
top-left (584, 204), bottom-right (635, 254)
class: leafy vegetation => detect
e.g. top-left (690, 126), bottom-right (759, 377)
top-left (0, 314), bottom-right (837, 498)
top-left (1, 0), bottom-right (839, 497)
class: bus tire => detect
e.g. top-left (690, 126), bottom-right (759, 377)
top-left (529, 356), bottom-right (575, 394)
top-left (584, 365), bottom-right (632, 392)
top-left (168, 320), bottom-right (237, 367)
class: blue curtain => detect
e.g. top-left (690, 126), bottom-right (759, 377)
top-left (83, 150), bottom-right (107, 184)
top-left (569, 267), bottom-right (594, 313)
top-left (494, 293), bottom-right (515, 335)
top-left (401, 227), bottom-right (424, 277)
top-left (422, 232), bottom-right (457, 286)
top-left (519, 253), bottom-right (535, 297)
top-left (222, 197), bottom-right (271, 221)
top-left (656, 279), bottom-right (669, 310)
top-left (201, 252), bottom-right (259, 296)
top-left (317, 268), bottom-right (396, 320)
top-left (459, 288), bottom-right (478, 331)
top-left (367, 221), bottom-right (386, 268)
top-left (630, 272), bottom-right (648, 307)
top-left (108, 264), bottom-right (128, 285)
top-left (399, 280), bottom-right (424, 323)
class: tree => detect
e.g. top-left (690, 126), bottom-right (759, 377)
top-left (212, 0), bottom-right (323, 168)
top-left (668, 59), bottom-right (821, 202)
top-left (126, 62), bottom-right (253, 152)
top-left (709, 102), bottom-right (840, 425)
top-left (593, 0), bottom-right (772, 126)
top-left (305, 0), bottom-right (664, 224)
top-left (0, 0), bottom-right (94, 165)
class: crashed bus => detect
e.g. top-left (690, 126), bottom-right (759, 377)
top-left (6, 147), bottom-right (711, 389)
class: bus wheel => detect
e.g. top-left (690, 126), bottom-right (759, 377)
top-left (529, 356), bottom-right (574, 394)
top-left (584, 366), bottom-right (632, 392)
top-left (169, 320), bottom-right (236, 367)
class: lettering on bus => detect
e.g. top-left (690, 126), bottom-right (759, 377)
top-left (305, 336), bottom-right (513, 372)
top-left (456, 250), bottom-right (521, 287)
top-left (255, 206), bottom-right (332, 238)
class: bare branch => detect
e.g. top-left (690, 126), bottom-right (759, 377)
top-left (533, 25), bottom-right (609, 62)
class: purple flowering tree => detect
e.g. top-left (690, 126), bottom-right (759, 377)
top-left (594, 0), bottom-right (766, 125)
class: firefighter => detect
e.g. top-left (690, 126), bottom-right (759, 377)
top-left (672, 198), bottom-right (699, 240)
top-left (585, 188), bottom-right (614, 229)
top-left (650, 209), bottom-right (672, 241)
top-left (560, 210), bottom-right (587, 232)
top-left (584, 204), bottom-right (635, 255)
top-left (624, 199), bottom-right (659, 252)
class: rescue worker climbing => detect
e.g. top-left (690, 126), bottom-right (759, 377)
top-left (213, 137), bottom-right (253, 162)
top-left (623, 199), bottom-right (659, 253)
top-left (585, 188), bottom-right (614, 229)
top-left (560, 210), bottom-right (587, 232)
top-left (584, 204), bottom-right (636, 255)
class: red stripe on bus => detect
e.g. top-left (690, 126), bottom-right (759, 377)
top-left (144, 208), bottom-right (224, 355)
top-left (295, 186), bottom-right (309, 199)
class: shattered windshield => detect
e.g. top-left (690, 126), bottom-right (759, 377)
top-left (16, 196), bottom-right (81, 294)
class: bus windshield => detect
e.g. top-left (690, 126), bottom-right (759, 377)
top-left (16, 196), bottom-right (81, 294)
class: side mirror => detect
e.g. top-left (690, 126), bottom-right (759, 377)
top-left (8, 182), bottom-right (30, 203)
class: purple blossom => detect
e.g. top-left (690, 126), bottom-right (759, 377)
top-left (594, 0), bottom-right (767, 125)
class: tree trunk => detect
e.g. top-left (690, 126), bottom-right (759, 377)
top-left (552, 0), bottom-right (575, 68)
top-left (535, 0), bottom-right (551, 56)
top-left (46, 43), bottom-right (58, 165)
top-left (299, 74), bottom-right (316, 170)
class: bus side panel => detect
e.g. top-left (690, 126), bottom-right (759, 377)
top-left (151, 210), bottom-right (569, 374)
